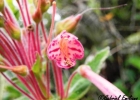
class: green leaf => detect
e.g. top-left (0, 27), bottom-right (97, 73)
top-left (6, 0), bottom-right (17, 11)
top-left (67, 47), bottom-right (110, 100)
top-left (132, 79), bottom-right (140, 99)
top-left (126, 55), bottom-right (140, 70)
top-left (32, 54), bottom-right (42, 77)
top-left (5, 86), bottom-right (21, 99)
top-left (113, 79), bottom-right (128, 95)
top-left (135, 0), bottom-right (140, 9)
top-left (14, 96), bottom-right (29, 100)
top-left (126, 32), bottom-right (140, 44)
top-left (66, 74), bottom-right (91, 100)
top-left (6, 0), bottom-right (19, 19)
top-left (88, 47), bottom-right (110, 73)
top-left (125, 69), bottom-right (136, 83)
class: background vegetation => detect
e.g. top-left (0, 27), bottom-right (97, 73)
top-left (1, 0), bottom-right (140, 99)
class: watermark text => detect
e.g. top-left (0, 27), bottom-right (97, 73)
top-left (98, 95), bottom-right (138, 100)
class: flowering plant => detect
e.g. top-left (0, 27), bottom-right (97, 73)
top-left (0, 0), bottom-right (126, 100)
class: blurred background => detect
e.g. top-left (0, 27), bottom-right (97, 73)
top-left (1, 0), bottom-right (140, 99)
top-left (57, 0), bottom-right (140, 99)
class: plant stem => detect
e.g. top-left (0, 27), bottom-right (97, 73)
top-left (41, 21), bottom-right (48, 43)
top-left (36, 24), bottom-right (41, 55)
top-left (64, 71), bottom-right (77, 98)
top-left (46, 61), bottom-right (50, 98)
top-left (52, 61), bottom-right (60, 96)
top-left (16, 0), bottom-right (27, 26)
top-left (48, 1), bottom-right (56, 43)
top-left (52, 61), bottom-right (64, 99)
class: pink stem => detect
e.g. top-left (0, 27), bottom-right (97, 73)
top-left (2, 9), bottom-right (7, 18)
top-left (17, 0), bottom-right (44, 97)
top-left (36, 25), bottom-right (41, 55)
top-left (0, 51), bottom-right (14, 65)
top-left (48, 1), bottom-right (56, 43)
top-left (28, 75), bottom-right (43, 100)
top-left (0, 14), bottom-right (27, 66)
top-left (0, 65), bottom-right (14, 70)
top-left (1, 7), bottom-right (26, 66)
top-left (65, 71), bottom-right (77, 98)
top-left (57, 67), bottom-right (64, 99)
top-left (18, 41), bottom-right (31, 68)
top-left (52, 61), bottom-right (60, 96)
top-left (0, 43), bottom-right (15, 65)
top-left (24, 0), bottom-right (31, 24)
top-left (3, 7), bottom-right (17, 24)
top-left (30, 71), bottom-right (46, 100)
top-left (1, 7), bottom-right (27, 66)
top-left (12, 41), bottom-right (27, 65)
top-left (28, 31), bottom-right (36, 65)
top-left (19, 0), bottom-right (36, 66)
top-left (2, 57), bottom-right (14, 68)
top-left (40, 21), bottom-right (48, 43)
top-left (16, 0), bottom-right (27, 26)
top-left (23, 0), bottom-right (37, 63)
top-left (2, 24), bottom-right (30, 69)
top-left (28, 32), bottom-right (32, 64)
top-left (17, 0), bottom-right (35, 66)
top-left (52, 61), bottom-right (64, 99)
top-left (0, 31), bottom-right (22, 64)
top-left (31, 31), bottom-right (37, 56)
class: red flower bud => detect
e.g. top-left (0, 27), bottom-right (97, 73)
top-left (32, 0), bottom-right (45, 24)
top-left (32, 7), bottom-right (42, 24)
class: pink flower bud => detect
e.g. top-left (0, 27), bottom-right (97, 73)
top-left (12, 65), bottom-right (29, 76)
top-left (55, 14), bottom-right (82, 35)
top-left (0, 65), bottom-right (28, 76)
top-left (78, 65), bottom-right (126, 99)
